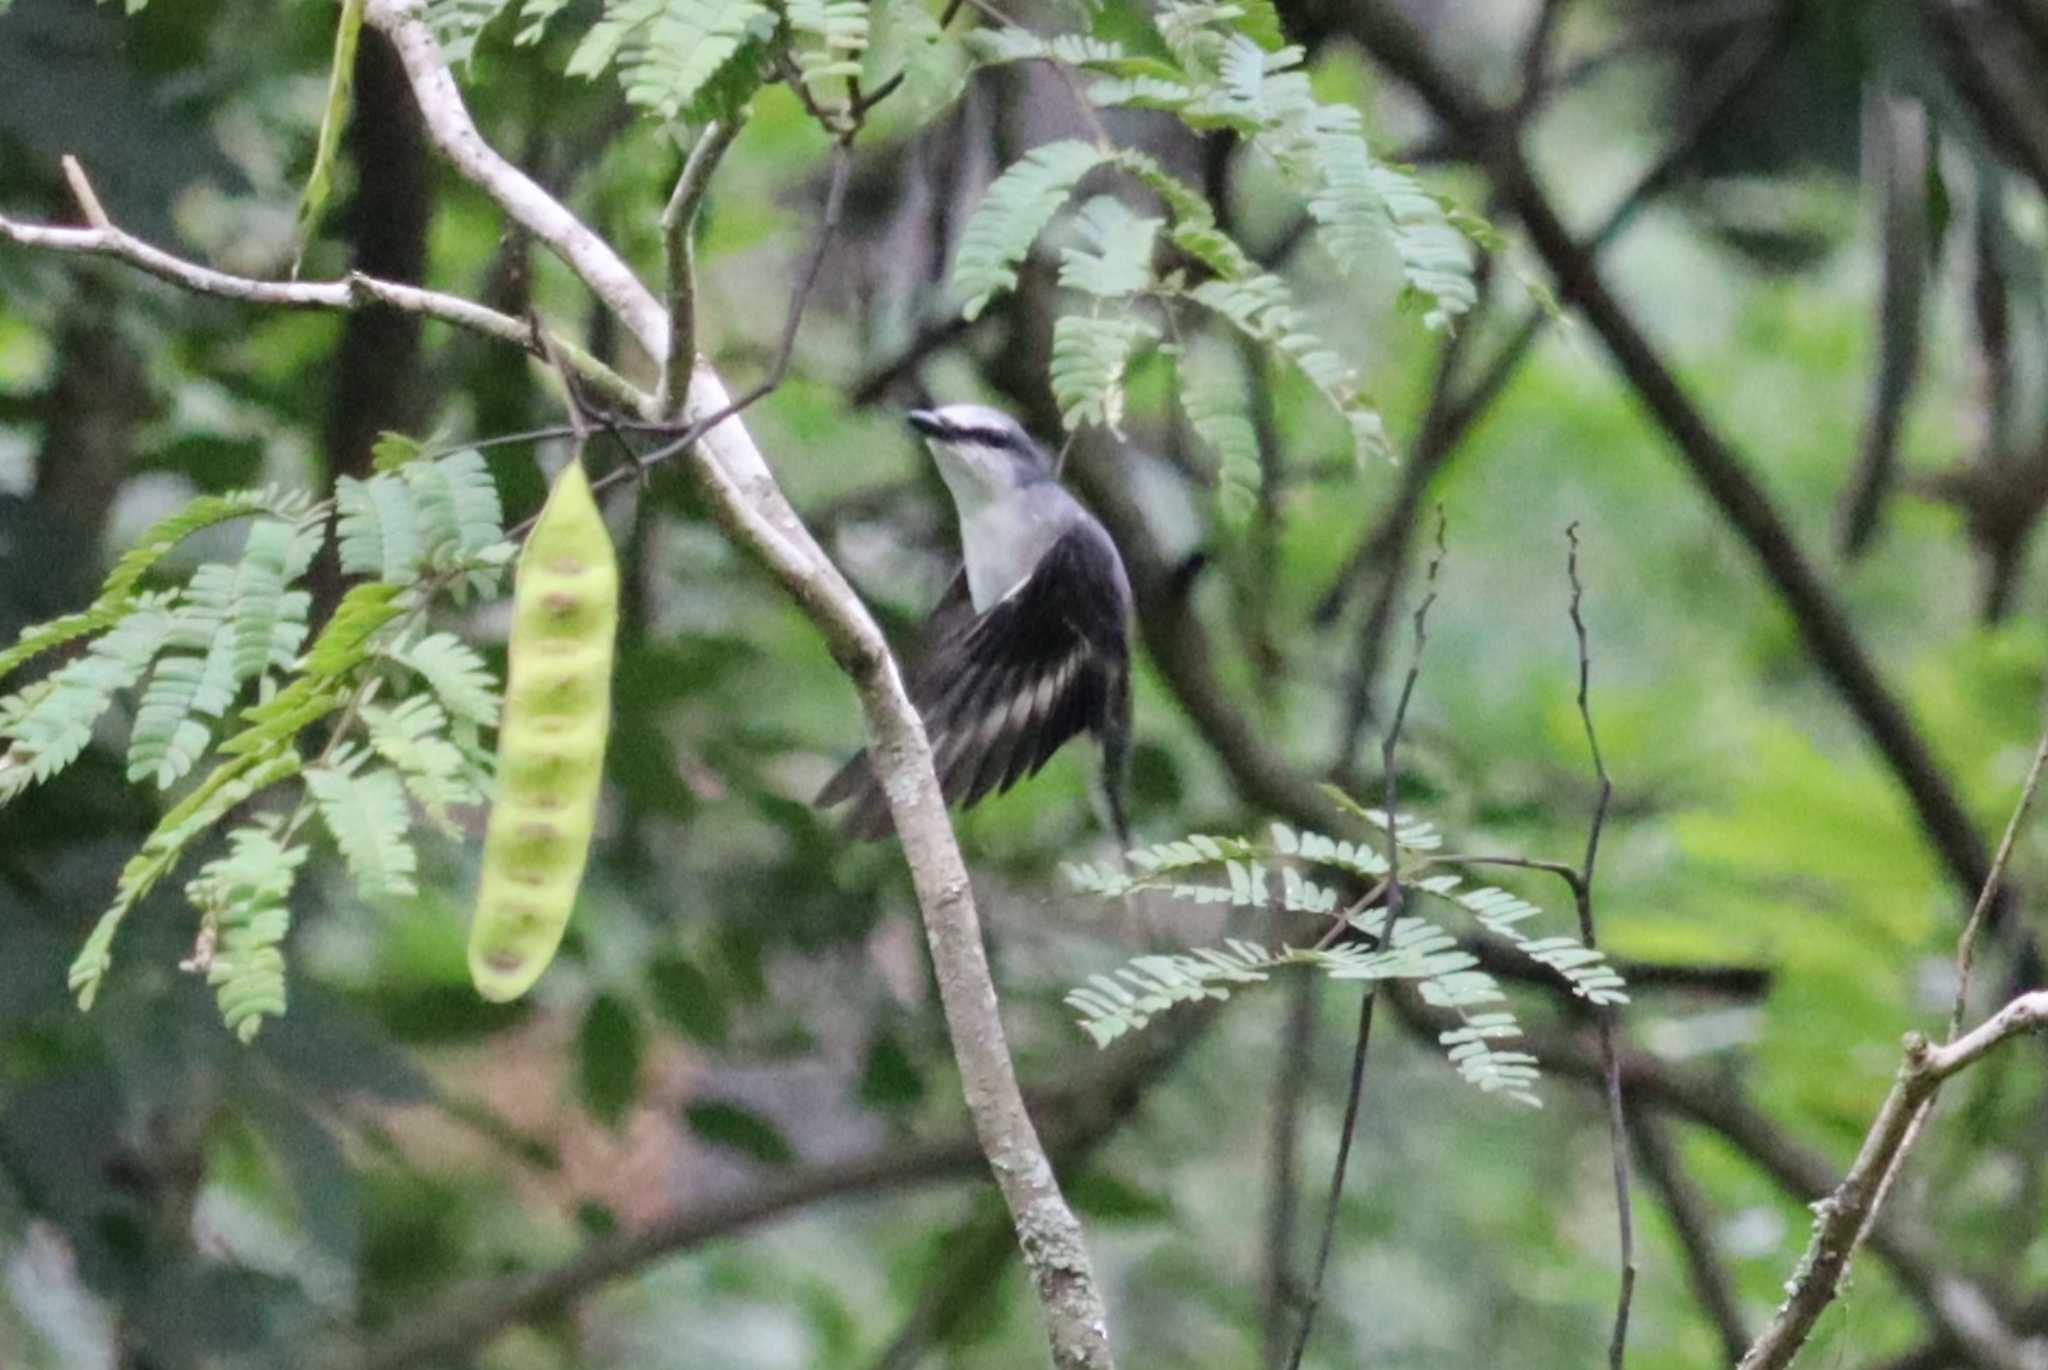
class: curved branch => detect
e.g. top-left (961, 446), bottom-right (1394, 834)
top-left (353, 5), bottom-right (1117, 1363)
top-left (0, 185), bottom-right (642, 412)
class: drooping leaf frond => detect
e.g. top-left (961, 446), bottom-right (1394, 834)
top-left (0, 598), bottom-right (177, 803)
top-left (1050, 312), bottom-right (1158, 433)
top-left (426, 0), bottom-right (514, 63)
top-left (363, 696), bottom-right (483, 832)
top-left (567, 0), bottom-right (776, 122)
top-left (385, 631), bottom-right (501, 729)
top-left (1438, 881), bottom-right (1630, 1006)
top-left (966, 28), bottom-right (1176, 77)
top-left (952, 139), bottom-right (1111, 320)
top-left (1440, 1016), bottom-right (1542, 1107)
top-left (861, 0), bottom-right (965, 119)
top-left (304, 583), bottom-right (405, 679)
top-left (1176, 343), bottom-right (1262, 524)
top-left (307, 752), bottom-right (420, 901)
top-left (786, 0), bottom-right (869, 88)
top-left (67, 749), bottom-right (305, 1010)
top-left (1058, 196), bottom-right (1161, 300)
top-left (0, 487), bottom-right (315, 687)
top-left (186, 824), bottom-right (309, 1042)
top-left (1270, 822), bottom-right (1390, 880)
top-left (1065, 938), bottom-right (1280, 1046)
top-left (126, 519), bottom-right (316, 789)
top-left (515, 0), bottom-right (574, 45)
top-left (337, 450), bottom-right (510, 590)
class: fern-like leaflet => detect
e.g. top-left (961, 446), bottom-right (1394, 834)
top-left (787, 0), bottom-right (869, 88)
top-left (307, 749), bottom-right (421, 904)
top-left (24, 449), bottom-right (510, 1037)
top-left (951, 139), bottom-right (1111, 320)
top-left (567, 0), bottom-right (777, 122)
top-left (186, 823), bottom-right (309, 1042)
top-left (1064, 806), bottom-right (1629, 1106)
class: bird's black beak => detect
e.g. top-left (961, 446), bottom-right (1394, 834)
top-left (907, 409), bottom-right (946, 438)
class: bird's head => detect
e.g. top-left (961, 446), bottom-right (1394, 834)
top-left (908, 405), bottom-right (1054, 507)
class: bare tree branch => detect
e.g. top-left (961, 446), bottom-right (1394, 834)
top-left (1564, 526), bottom-right (1635, 1370)
top-left (0, 169), bottom-right (643, 413)
top-left (358, 6), bottom-right (1121, 1363)
top-left (1737, 990), bottom-right (2048, 1370)
top-left (659, 117), bottom-right (745, 421)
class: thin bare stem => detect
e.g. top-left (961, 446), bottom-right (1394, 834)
top-left (1948, 707), bottom-right (2048, 1038)
top-left (1285, 511), bottom-right (1445, 1370)
top-left (1567, 524), bottom-right (1634, 1370)
top-left (660, 117), bottom-right (746, 421)
top-left (591, 138), bottom-right (855, 505)
top-left (1283, 990), bottom-right (1375, 1370)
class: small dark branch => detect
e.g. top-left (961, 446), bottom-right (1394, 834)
top-left (1566, 525), bottom-right (1634, 1370)
top-left (1283, 989), bottom-right (1376, 1370)
top-left (1974, 173), bottom-right (2016, 458)
top-left (1285, 513), bottom-right (1445, 1370)
top-left (1838, 90), bottom-right (1930, 559)
top-left (852, 314), bottom-right (980, 404)
top-left (660, 117), bottom-right (746, 421)
top-left (352, 1134), bottom-right (988, 1370)
top-left (1262, 971), bottom-right (1318, 1368)
top-left (1628, 1114), bottom-right (1751, 1363)
top-left (1948, 707), bottom-right (2048, 1040)
top-left (1516, 0), bottom-right (1572, 113)
top-left (586, 138), bottom-right (856, 506)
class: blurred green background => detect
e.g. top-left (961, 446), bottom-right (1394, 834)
top-left (2, 0), bottom-right (2046, 1366)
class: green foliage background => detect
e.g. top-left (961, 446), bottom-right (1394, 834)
top-left (1, 0), bottom-right (2045, 1367)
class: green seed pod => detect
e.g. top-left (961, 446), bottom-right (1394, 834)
top-left (468, 457), bottom-right (617, 1002)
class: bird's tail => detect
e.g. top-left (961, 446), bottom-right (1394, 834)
top-left (814, 753), bottom-right (895, 841)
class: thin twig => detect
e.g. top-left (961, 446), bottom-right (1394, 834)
top-left (1567, 524), bottom-right (1634, 1370)
top-left (1948, 705), bottom-right (2048, 1038)
top-left (588, 138), bottom-right (856, 506)
top-left (1285, 511), bottom-right (1446, 1370)
top-left (660, 117), bottom-right (746, 420)
top-left (1284, 989), bottom-right (1375, 1370)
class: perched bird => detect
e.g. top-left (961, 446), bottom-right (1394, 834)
top-left (816, 404), bottom-right (1133, 843)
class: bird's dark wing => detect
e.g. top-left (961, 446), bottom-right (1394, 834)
top-left (817, 521), bottom-right (1131, 840)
